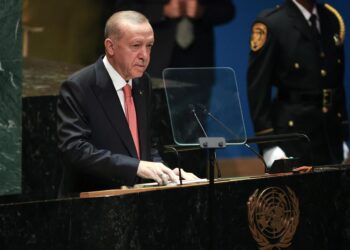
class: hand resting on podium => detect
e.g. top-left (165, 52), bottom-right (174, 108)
top-left (264, 146), bottom-right (312, 173)
top-left (137, 161), bottom-right (199, 186)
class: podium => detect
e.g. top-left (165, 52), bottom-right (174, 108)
top-left (3, 64), bottom-right (348, 249)
top-left (1, 168), bottom-right (350, 249)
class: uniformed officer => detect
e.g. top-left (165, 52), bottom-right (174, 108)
top-left (247, 0), bottom-right (349, 166)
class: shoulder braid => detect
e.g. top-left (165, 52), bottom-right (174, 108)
top-left (324, 3), bottom-right (345, 43)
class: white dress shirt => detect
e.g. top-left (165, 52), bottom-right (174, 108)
top-left (292, 0), bottom-right (320, 32)
top-left (103, 56), bottom-right (132, 114)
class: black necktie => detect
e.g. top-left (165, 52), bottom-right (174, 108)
top-left (309, 14), bottom-right (320, 39)
top-left (176, 17), bottom-right (194, 49)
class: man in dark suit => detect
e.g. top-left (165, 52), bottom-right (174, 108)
top-left (247, 0), bottom-right (349, 166)
top-left (57, 11), bottom-right (196, 196)
top-left (108, 1), bottom-right (234, 178)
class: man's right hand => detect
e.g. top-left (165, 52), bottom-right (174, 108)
top-left (163, 0), bottom-right (183, 19)
top-left (137, 161), bottom-right (178, 185)
top-left (185, 0), bottom-right (204, 19)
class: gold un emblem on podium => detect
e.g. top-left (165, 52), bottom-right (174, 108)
top-left (247, 186), bottom-right (299, 250)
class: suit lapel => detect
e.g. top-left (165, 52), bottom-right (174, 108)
top-left (91, 58), bottom-right (138, 158)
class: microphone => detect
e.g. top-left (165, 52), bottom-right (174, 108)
top-left (195, 104), bottom-right (241, 143)
top-left (189, 104), bottom-right (208, 137)
top-left (189, 103), bottom-right (222, 178)
top-left (194, 104), bottom-right (268, 171)
top-left (189, 104), bottom-right (226, 148)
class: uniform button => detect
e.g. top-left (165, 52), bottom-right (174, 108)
top-left (288, 120), bottom-right (294, 127)
top-left (322, 107), bottom-right (328, 113)
top-left (320, 52), bottom-right (325, 58)
top-left (337, 59), bottom-right (342, 64)
top-left (294, 63), bottom-right (300, 69)
top-left (321, 69), bottom-right (327, 77)
top-left (337, 112), bottom-right (342, 118)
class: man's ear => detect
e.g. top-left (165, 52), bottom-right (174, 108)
top-left (104, 38), bottom-right (115, 56)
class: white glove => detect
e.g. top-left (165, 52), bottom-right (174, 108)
top-left (263, 146), bottom-right (288, 167)
top-left (343, 142), bottom-right (349, 161)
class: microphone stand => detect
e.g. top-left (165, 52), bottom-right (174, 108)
top-left (163, 145), bottom-right (183, 185)
top-left (198, 138), bottom-right (225, 250)
top-left (191, 104), bottom-right (225, 250)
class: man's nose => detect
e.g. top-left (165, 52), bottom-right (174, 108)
top-left (138, 47), bottom-right (148, 59)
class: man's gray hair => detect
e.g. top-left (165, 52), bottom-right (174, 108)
top-left (104, 10), bottom-right (149, 40)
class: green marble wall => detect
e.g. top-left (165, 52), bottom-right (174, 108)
top-left (0, 0), bottom-right (22, 195)
top-left (25, 0), bottom-right (110, 66)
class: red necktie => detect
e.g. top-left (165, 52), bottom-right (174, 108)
top-left (123, 84), bottom-right (140, 159)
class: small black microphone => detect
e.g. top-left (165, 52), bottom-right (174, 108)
top-left (195, 104), bottom-right (239, 141)
top-left (189, 104), bottom-right (222, 178)
top-left (195, 103), bottom-right (208, 114)
top-left (188, 103), bottom-right (195, 112)
top-left (189, 103), bottom-right (208, 137)
top-left (194, 104), bottom-right (268, 171)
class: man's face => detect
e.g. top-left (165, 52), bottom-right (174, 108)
top-left (109, 22), bottom-right (154, 80)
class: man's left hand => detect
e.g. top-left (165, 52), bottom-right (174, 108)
top-left (172, 167), bottom-right (199, 181)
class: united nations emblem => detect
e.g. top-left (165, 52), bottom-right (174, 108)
top-left (250, 22), bottom-right (268, 52)
top-left (247, 186), bottom-right (299, 250)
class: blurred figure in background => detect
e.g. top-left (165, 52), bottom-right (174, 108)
top-left (247, 0), bottom-right (349, 167)
top-left (114, 0), bottom-right (235, 78)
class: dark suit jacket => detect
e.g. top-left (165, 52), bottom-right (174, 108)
top-left (57, 57), bottom-right (159, 196)
top-left (247, 0), bottom-right (349, 165)
top-left (114, 0), bottom-right (235, 77)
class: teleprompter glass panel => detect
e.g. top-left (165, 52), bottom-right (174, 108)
top-left (163, 67), bottom-right (246, 146)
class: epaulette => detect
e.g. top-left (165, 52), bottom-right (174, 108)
top-left (324, 3), bottom-right (345, 44)
top-left (251, 5), bottom-right (282, 52)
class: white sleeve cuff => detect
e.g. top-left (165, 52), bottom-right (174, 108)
top-left (263, 146), bottom-right (287, 167)
top-left (343, 142), bottom-right (349, 161)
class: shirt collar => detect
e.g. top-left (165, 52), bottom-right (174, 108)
top-left (102, 56), bottom-right (132, 91)
top-left (292, 0), bottom-right (318, 22)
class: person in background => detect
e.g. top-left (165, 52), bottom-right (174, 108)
top-left (57, 11), bottom-right (197, 196)
top-left (247, 0), bottom-right (349, 167)
top-left (113, 0), bottom-right (235, 78)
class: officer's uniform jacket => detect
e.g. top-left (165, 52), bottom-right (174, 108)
top-left (247, 0), bottom-right (349, 164)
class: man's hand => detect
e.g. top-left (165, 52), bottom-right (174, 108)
top-left (137, 161), bottom-right (178, 185)
top-left (172, 167), bottom-right (199, 181)
top-left (163, 0), bottom-right (183, 19)
top-left (293, 166), bottom-right (313, 173)
top-left (185, 0), bottom-right (204, 19)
